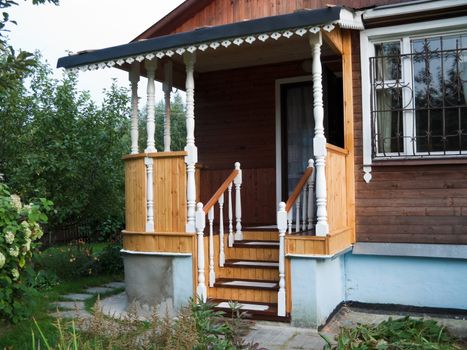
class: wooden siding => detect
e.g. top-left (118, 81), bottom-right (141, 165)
top-left (123, 231), bottom-right (195, 253)
top-left (145, 0), bottom-right (411, 38)
top-left (350, 32), bottom-right (467, 244)
top-left (285, 227), bottom-right (352, 256)
top-left (326, 144), bottom-right (348, 233)
top-left (124, 158), bottom-right (146, 232)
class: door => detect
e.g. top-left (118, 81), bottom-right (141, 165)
top-left (280, 81), bottom-right (314, 199)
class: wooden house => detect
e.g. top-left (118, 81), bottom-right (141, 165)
top-left (57, 0), bottom-right (467, 327)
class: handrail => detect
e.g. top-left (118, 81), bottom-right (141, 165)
top-left (204, 167), bottom-right (239, 214)
top-left (285, 162), bottom-right (314, 212)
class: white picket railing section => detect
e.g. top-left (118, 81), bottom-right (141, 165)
top-left (194, 162), bottom-right (242, 300)
top-left (277, 159), bottom-right (315, 316)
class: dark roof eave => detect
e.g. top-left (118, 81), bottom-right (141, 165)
top-left (57, 6), bottom-right (342, 69)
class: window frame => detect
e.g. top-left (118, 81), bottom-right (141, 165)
top-left (360, 17), bottom-right (467, 182)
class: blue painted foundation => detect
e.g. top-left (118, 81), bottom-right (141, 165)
top-left (289, 250), bottom-right (467, 328)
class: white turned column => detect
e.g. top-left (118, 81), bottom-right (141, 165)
top-left (310, 32), bottom-right (328, 236)
top-left (184, 53), bottom-right (197, 233)
top-left (195, 203), bottom-right (207, 302)
top-left (227, 183), bottom-right (234, 247)
top-left (144, 157), bottom-right (154, 232)
top-left (129, 63), bottom-right (140, 154)
top-left (287, 209), bottom-right (293, 234)
top-left (218, 193), bottom-right (225, 267)
top-left (295, 195), bottom-right (301, 233)
top-left (301, 188), bottom-right (307, 231)
top-left (208, 206), bottom-right (215, 287)
top-left (307, 159), bottom-right (315, 230)
top-left (234, 162), bottom-right (243, 241)
top-left (145, 60), bottom-right (157, 153)
top-left (277, 202), bottom-right (287, 317)
top-left (163, 61), bottom-right (173, 152)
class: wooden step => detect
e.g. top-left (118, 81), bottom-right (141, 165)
top-left (224, 259), bottom-right (279, 269)
top-left (209, 283), bottom-right (277, 303)
top-left (233, 240), bottom-right (279, 248)
top-left (209, 298), bottom-right (290, 322)
top-left (241, 230), bottom-right (278, 241)
top-left (226, 243), bottom-right (279, 261)
top-left (218, 259), bottom-right (279, 282)
top-left (214, 278), bottom-right (279, 291)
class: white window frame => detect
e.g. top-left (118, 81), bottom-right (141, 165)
top-left (360, 16), bottom-right (467, 183)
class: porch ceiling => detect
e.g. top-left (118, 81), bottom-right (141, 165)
top-left (56, 6), bottom-right (362, 73)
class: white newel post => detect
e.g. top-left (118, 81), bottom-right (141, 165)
top-left (277, 202), bottom-right (287, 317)
top-left (228, 183), bottom-right (234, 247)
top-left (195, 203), bottom-right (207, 302)
top-left (234, 162), bottom-right (243, 241)
top-left (184, 53), bottom-right (197, 233)
top-left (129, 63), bottom-right (140, 155)
top-left (145, 157), bottom-right (154, 232)
top-left (145, 60), bottom-right (157, 153)
top-left (307, 159), bottom-right (315, 230)
top-left (208, 206), bottom-right (215, 287)
top-left (310, 32), bottom-right (329, 236)
top-left (218, 193), bottom-right (225, 267)
top-left (163, 61), bottom-right (173, 152)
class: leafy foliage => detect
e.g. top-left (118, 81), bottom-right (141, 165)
top-left (321, 316), bottom-right (463, 350)
top-left (0, 183), bottom-right (52, 322)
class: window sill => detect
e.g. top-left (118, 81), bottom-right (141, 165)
top-left (372, 158), bottom-right (467, 167)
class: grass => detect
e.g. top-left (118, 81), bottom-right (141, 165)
top-left (0, 274), bottom-right (122, 349)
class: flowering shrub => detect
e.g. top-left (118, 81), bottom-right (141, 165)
top-left (0, 183), bottom-right (52, 323)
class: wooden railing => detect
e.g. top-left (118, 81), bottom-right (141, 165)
top-left (194, 162), bottom-right (242, 302)
top-left (276, 159), bottom-right (315, 317)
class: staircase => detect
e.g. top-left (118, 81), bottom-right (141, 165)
top-left (208, 230), bottom-right (289, 321)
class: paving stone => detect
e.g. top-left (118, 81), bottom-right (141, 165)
top-left (50, 301), bottom-right (85, 310)
top-left (84, 286), bottom-right (114, 294)
top-left (62, 293), bottom-right (93, 301)
top-left (103, 281), bottom-right (125, 289)
top-left (50, 309), bottom-right (92, 319)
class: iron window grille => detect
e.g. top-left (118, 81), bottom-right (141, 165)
top-left (369, 35), bottom-right (467, 159)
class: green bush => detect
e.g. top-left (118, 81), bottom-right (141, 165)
top-left (0, 183), bottom-right (52, 323)
top-left (322, 316), bottom-right (462, 350)
top-left (94, 243), bottom-right (123, 275)
top-left (33, 241), bottom-right (98, 280)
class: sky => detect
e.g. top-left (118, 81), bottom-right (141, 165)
top-left (8, 0), bottom-right (185, 103)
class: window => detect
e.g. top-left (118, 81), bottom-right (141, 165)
top-left (369, 33), bottom-right (467, 158)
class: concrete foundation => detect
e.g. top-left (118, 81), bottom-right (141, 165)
top-left (289, 247), bottom-right (467, 328)
top-left (122, 251), bottom-right (193, 317)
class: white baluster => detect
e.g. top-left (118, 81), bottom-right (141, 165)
top-left (144, 157), bottom-right (154, 232)
top-left (228, 183), bottom-right (234, 247)
top-left (144, 60), bottom-right (157, 153)
top-left (184, 53), bottom-right (197, 233)
top-left (218, 193), bottom-right (225, 267)
top-left (295, 195), bottom-right (301, 233)
top-left (277, 202), bottom-right (287, 317)
top-left (129, 63), bottom-right (139, 155)
top-left (287, 209), bottom-right (293, 234)
top-left (208, 206), bottom-right (215, 287)
top-left (195, 203), bottom-right (207, 302)
top-left (307, 159), bottom-right (315, 230)
top-left (302, 187), bottom-right (307, 232)
top-left (234, 162), bottom-right (243, 241)
top-left (310, 32), bottom-right (328, 236)
top-left (163, 61), bottom-right (172, 152)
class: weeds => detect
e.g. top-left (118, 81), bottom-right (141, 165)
top-left (321, 316), bottom-right (463, 350)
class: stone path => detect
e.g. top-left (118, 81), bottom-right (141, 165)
top-left (49, 281), bottom-right (125, 319)
top-left (50, 284), bottom-right (467, 350)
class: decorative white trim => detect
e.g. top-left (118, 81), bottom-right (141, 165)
top-left (65, 20), bottom-right (361, 73)
top-left (129, 63), bottom-right (140, 155)
top-left (360, 16), bottom-right (467, 183)
top-left (163, 61), bottom-right (173, 152)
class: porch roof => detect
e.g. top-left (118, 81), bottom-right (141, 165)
top-left (56, 6), bottom-right (363, 72)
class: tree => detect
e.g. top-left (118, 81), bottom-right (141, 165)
top-left (0, 0), bottom-right (59, 89)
